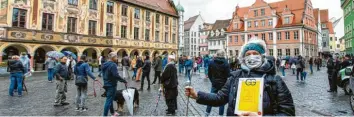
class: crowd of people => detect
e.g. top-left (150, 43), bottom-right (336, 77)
top-left (8, 36), bottom-right (354, 116)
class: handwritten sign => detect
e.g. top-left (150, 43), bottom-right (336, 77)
top-left (234, 78), bottom-right (264, 115)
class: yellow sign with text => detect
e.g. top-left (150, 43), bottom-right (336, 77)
top-left (234, 78), bottom-right (264, 115)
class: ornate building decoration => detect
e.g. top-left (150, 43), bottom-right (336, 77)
top-left (10, 32), bottom-right (26, 39)
top-left (41, 34), bottom-right (53, 41)
top-left (62, 34), bottom-right (80, 43)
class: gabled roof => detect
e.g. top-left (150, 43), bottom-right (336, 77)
top-left (231, 0), bottom-right (307, 29)
top-left (120, 0), bottom-right (178, 17)
top-left (328, 22), bottom-right (335, 34)
top-left (184, 15), bottom-right (199, 31)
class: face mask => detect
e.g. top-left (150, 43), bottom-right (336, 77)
top-left (244, 55), bottom-right (263, 69)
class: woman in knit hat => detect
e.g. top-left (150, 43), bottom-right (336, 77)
top-left (185, 38), bottom-right (295, 116)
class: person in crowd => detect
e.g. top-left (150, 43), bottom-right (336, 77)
top-left (184, 56), bottom-right (193, 81)
top-left (203, 54), bottom-right (210, 78)
top-left (54, 56), bottom-right (70, 106)
top-left (276, 57), bottom-right (281, 71)
top-left (121, 55), bottom-right (130, 79)
top-left (98, 56), bottom-right (106, 77)
top-left (161, 55), bottom-right (178, 115)
top-left (308, 57), bottom-right (314, 74)
top-left (152, 54), bottom-right (162, 85)
top-left (197, 56), bottom-right (203, 73)
top-left (8, 55), bottom-right (25, 97)
top-left (184, 38), bottom-right (295, 116)
top-left (193, 57), bottom-right (198, 74)
top-left (74, 55), bottom-right (97, 111)
top-left (162, 54), bottom-right (168, 70)
top-left (296, 56), bottom-right (305, 81)
top-left (340, 54), bottom-right (352, 69)
top-left (178, 55), bottom-right (185, 75)
top-left (230, 58), bottom-right (238, 71)
top-left (20, 52), bottom-right (30, 75)
top-left (66, 56), bottom-right (76, 80)
top-left (280, 58), bottom-right (286, 77)
top-left (131, 56), bottom-right (137, 80)
top-left (102, 52), bottom-right (127, 116)
top-left (314, 57), bottom-right (321, 71)
top-left (135, 56), bottom-right (144, 82)
top-left (140, 56), bottom-right (151, 91)
top-left (45, 56), bottom-right (57, 83)
top-left (98, 56), bottom-right (103, 72)
top-left (326, 55), bottom-right (337, 92)
top-left (205, 50), bottom-right (230, 116)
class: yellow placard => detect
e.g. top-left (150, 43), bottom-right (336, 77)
top-left (234, 78), bottom-right (264, 115)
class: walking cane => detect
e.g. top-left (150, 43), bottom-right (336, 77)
top-left (151, 85), bottom-right (163, 116)
top-left (185, 80), bottom-right (191, 116)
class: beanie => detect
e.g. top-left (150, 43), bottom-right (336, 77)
top-left (242, 43), bottom-right (265, 56)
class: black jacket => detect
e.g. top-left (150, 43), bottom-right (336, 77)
top-left (161, 63), bottom-right (178, 99)
top-left (208, 57), bottom-right (230, 90)
top-left (196, 59), bottom-right (295, 116)
top-left (8, 60), bottom-right (25, 73)
top-left (142, 59), bottom-right (151, 73)
top-left (327, 58), bottom-right (335, 74)
top-left (340, 59), bottom-right (352, 69)
top-left (136, 59), bottom-right (144, 68)
top-left (121, 57), bottom-right (130, 66)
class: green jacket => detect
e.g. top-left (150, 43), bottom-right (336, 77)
top-left (153, 56), bottom-right (163, 71)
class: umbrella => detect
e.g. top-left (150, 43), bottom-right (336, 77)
top-left (122, 88), bottom-right (135, 116)
top-left (46, 51), bottom-right (65, 59)
top-left (62, 51), bottom-right (77, 60)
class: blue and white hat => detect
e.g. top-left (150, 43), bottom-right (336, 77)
top-left (239, 37), bottom-right (267, 59)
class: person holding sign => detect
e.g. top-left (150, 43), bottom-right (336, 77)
top-left (185, 38), bottom-right (295, 116)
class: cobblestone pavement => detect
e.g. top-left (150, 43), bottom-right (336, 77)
top-left (0, 67), bottom-right (353, 116)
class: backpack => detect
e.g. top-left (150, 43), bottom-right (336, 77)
top-left (75, 64), bottom-right (88, 86)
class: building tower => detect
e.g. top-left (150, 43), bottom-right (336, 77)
top-left (176, 1), bottom-right (185, 56)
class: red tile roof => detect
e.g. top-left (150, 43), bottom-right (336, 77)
top-left (328, 22), bottom-right (335, 34)
top-left (120, 0), bottom-right (178, 16)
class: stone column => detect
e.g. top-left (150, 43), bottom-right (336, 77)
top-left (30, 52), bottom-right (34, 71)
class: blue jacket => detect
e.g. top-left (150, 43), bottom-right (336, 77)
top-left (162, 57), bottom-right (168, 69)
top-left (102, 61), bottom-right (127, 87)
top-left (196, 59), bottom-right (295, 116)
top-left (74, 61), bottom-right (96, 80)
top-left (184, 59), bottom-right (193, 70)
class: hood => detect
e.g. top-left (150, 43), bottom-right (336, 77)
top-left (240, 57), bottom-right (275, 75)
top-left (102, 61), bottom-right (115, 71)
top-left (214, 57), bottom-right (227, 65)
top-left (76, 61), bottom-right (84, 66)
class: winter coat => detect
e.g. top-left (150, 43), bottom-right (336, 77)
top-left (197, 58), bottom-right (203, 64)
top-left (102, 61), bottom-right (127, 87)
top-left (208, 57), bottom-right (230, 90)
top-left (74, 61), bottom-right (96, 80)
top-left (153, 56), bottom-right (163, 71)
top-left (340, 59), bottom-right (352, 69)
top-left (20, 56), bottom-right (30, 73)
top-left (54, 62), bottom-right (69, 80)
top-left (136, 59), bottom-right (144, 68)
top-left (178, 57), bottom-right (184, 65)
top-left (162, 57), bottom-right (168, 69)
top-left (327, 58), bottom-right (335, 74)
top-left (161, 63), bottom-right (178, 99)
top-left (197, 58), bottom-right (295, 116)
top-left (8, 60), bottom-right (25, 73)
top-left (296, 59), bottom-right (305, 69)
top-left (184, 59), bottom-right (193, 70)
top-left (121, 56), bottom-right (130, 66)
top-left (45, 58), bottom-right (57, 69)
top-left (142, 59), bottom-right (151, 73)
top-left (308, 58), bottom-right (313, 65)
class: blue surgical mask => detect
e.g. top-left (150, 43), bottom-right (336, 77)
top-left (244, 55), bottom-right (263, 69)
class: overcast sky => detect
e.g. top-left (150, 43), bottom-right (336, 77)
top-left (175, 0), bottom-right (344, 37)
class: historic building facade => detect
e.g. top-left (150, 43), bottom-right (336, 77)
top-left (0, 0), bottom-right (179, 71)
top-left (199, 23), bottom-right (213, 56)
top-left (227, 0), bottom-right (318, 58)
top-left (341, 0), bottom-right (354, 55)
top-left (183, 14), bottom-right (204, 56)
top-left (207, 19), bottom-right (230, 56)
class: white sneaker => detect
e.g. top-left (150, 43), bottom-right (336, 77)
top-left (82, 108), bottom-right (88, 111)
top-left (75, 108), bottom-right (80, 111)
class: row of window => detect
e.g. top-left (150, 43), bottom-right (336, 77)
top-left (229, 31), bottom-right (299, 43)
top-left (12, 8), bottom-right (176, 41)
top-left (343, 1), bottom-right (354, 16)
top-left (246, 19), bottom-right (273, 28)
top-left (254, 9), bottom-right (266, 17)
top-left (208, 40), bottom-right (226, 46)
top-left (344, 21), bottom-right (354, 34)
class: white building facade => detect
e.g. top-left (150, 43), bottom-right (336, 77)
top-left (183, 15), bottom-right (204, 56)
top-left (176, 2), bottom-right (185, 56)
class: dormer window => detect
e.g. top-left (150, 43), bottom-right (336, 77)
top-left (322, 24), bottom-right (326, 28)
top-left (284, 17), bottom-right (289, 24)
top-left (234, 22), bottom-right (238, 29)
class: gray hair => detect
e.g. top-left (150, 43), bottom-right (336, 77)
top-left (108, 52), bottom-right (118, 59)
top-left (216, 50), bottom-right (225, 57)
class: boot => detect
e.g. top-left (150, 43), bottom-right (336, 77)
top-left (147, 87), bottom-right (151, 90)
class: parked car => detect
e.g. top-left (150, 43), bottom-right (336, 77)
top-left (338, 66), bottom-right (352, 95)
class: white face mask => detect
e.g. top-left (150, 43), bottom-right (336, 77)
top-left (244, 55), bottom-right (263, 69)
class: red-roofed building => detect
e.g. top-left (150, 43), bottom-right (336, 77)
top-left (227, 0), bottom-right (319, 58)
